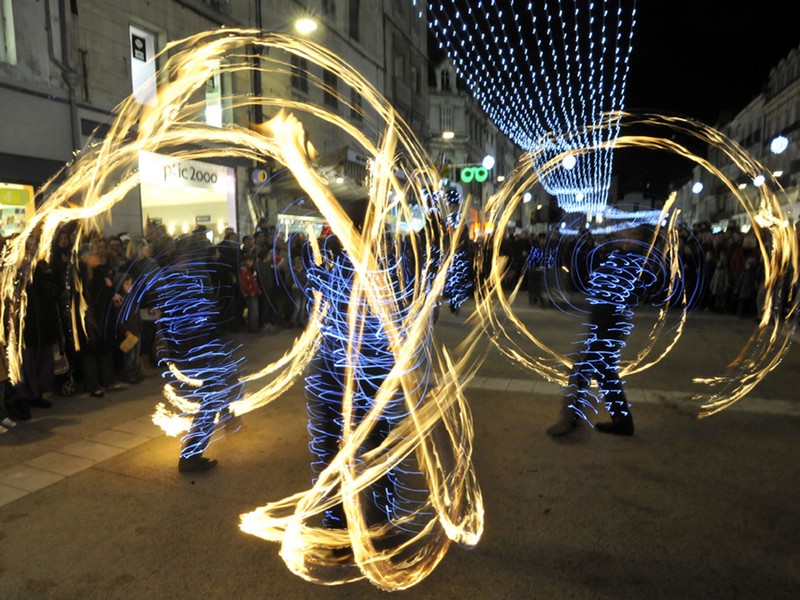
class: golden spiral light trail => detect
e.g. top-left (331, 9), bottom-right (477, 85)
top-left (0, 29), bottom-right (796, 592)
top-left (0, 30), bottom-right (484, 590)
top-left (475, 112), bottom-right (798, 417)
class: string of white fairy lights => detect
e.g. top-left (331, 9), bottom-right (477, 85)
top-left (423, 1), bottom-right (637, 214)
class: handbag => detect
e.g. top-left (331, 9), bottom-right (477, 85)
top-left (119, 331), bottom-right (140, 353)
top-left (53, 344), bottom-right (70, 376)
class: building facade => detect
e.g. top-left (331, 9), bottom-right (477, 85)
top-left (428, 58), bottom-right (523, 238)
top-left (0, 0), bottom-right (430, 239)
top-left (674, 44), bottom-right (800, 230)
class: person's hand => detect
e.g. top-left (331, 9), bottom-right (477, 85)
top-left (113, 293), bottom-right (123, 308)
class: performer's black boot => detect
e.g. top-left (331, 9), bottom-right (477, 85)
top-left (595, 415), bottom-right (634, 436)
top-left (546, 405), bottom-right (579, 437)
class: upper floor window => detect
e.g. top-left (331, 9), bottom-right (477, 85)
top-left (350, 88), bottom-right (364, 121)
top-left (349, 0), bottom-right (360, 42)
top-left (394, 53), bottom-right (405, 82)
top-left (202, 0), bottom-right (231, 15)
top-left (441, 68), bottom-right (451, 92)
top-left (130, 24), bottom-right (158, 106)
top-left (440, 105), bottom-right (453, 131)
top-left (206, 60), bottom-right (233, 127)
top-left (291, 54), bottom-right (309, 94)
top-left (322, 0), bottom-right (336, 20)
top-left (410, 65), bottom-right (420, 95)
top-left (323, 70), bottom-right (338, 109)
top-left (0, 0), bottom-right (17, 65)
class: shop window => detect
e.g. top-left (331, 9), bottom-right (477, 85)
top-left (0, 0), bottom-right (17, 65)
top-left (291, 54), bottom-right (309, 93)
top-left (0, 183), bottom-right (34, 236)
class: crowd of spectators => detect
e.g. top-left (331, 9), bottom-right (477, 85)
top-left (492, 220), bottom-right (794, 320)
top-left (1, 215), bottom-right (796, 434)
top-left (0, 217), bottom-right (309, 432)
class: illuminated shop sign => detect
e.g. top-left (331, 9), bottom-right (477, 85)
top-left (139, 151), bottom-right (230, 191)
top-left (459, 165), bottom-right (489, 183)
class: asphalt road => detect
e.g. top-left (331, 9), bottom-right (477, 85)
top-left (1, 299), bottom-right (798, 599)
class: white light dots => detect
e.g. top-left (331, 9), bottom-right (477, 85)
top-left (423, 1), bottom-right (638, 215)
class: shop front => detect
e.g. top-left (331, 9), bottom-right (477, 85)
top-left (136, 151), bottom-right (237, 241)
top-left (0, 183), bottom-right (35, 237)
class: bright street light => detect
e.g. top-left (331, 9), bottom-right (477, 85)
top-left (692, 181), bottom-right (704, 194)
top-left (481, 155), bottom-right (496, 170)
top-left (770, 135), bottom-right (789, 155)
top-left (523, 192), bottom-right (532, 203)
top-left (753, 174), bottom-right (766, 187)
top-left (562, 153), bottom-right (577, 170)
top-left (442, 131), bottom-right (455, 140)
top-left (294, 18), bottom-right (318, 34)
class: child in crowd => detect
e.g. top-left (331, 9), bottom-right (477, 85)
top-left (239, 253), bottom-right (261, 332)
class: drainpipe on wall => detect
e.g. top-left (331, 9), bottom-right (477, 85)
top-left (44, 0), bottom-right (82, 154)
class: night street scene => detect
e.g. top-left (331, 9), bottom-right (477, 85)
top-left (0, 1), bottom-right (799, 598)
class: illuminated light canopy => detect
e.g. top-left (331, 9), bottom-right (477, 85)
top-left (692, 181), bottom-right (704, 194)
top-left (425, 1), bottom-right (638, 214)
top-left (561, 153), bottom-right (577, 170)
top-left (770, 134), bottom-right (789, 155)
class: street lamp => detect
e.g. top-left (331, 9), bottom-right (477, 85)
top-left (753, 174), bottom-right (766, 187)
top-left (252, 13), bottom-right (319, 125)
top-left (295, 18), bottom-right (318, 34)
top-left (692, 181), bottom-right (704, 194)
top-left (770, 135), bottom-right (789, 155)
top-left (442, 131), bottom-right (455, 140)
top-left (481, 154), bottom-right (495, 170)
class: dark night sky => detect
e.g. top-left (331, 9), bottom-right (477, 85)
top-left (616, 0), bottom-right (800, 196)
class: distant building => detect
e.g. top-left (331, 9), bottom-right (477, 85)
top-left (674, 44), bottom-right (800, 230)
top-left (428, 57), bottom-right (523, 238)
